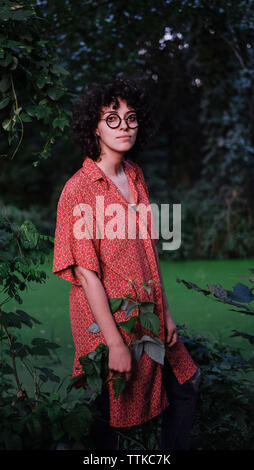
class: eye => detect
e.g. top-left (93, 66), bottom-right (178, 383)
top-left (107, 114), bottom-right (119, 122)
top-left (128, 114), bottom-right (137, 122)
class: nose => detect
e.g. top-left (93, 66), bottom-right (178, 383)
top-left (120, 118), bottom-right (128, 130)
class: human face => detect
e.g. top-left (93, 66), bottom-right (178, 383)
top-left (95, 97), bottom-right (138, 157)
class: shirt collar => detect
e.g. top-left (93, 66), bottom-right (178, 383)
top-left (82, 156), bottom-right (137, 185)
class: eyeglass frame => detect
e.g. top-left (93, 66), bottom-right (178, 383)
top-left (98, 112), bottom-right (139, 129)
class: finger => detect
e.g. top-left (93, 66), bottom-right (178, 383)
top-left (171, 331), bottom-right (178, 346)
top-left (166, 331), bottom-right (177, 346)
top-left (166, 332), bottom-right (173, 344)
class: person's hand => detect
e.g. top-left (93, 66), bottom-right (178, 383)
top-left (164, 314), bottom-right (178, 348)
top-left (108, 342), bottom-right (133, 381)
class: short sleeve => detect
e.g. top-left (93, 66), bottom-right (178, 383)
top-left (52, 186), bottom-right (102, 285)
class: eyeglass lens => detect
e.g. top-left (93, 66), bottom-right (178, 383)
top-left (106, 113), bottom-right (138, 128)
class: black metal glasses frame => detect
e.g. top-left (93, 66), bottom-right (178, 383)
top-left (99, 113), bottom-right (139, 129)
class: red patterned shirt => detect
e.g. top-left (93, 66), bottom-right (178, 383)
top-left (52, 156), bottom-right (197, 428)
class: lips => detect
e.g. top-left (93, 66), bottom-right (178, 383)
top-left (117, 135), bottom-right (130, 139)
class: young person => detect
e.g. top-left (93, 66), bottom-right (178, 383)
top-left (53, 76), bottom-right (200, 450)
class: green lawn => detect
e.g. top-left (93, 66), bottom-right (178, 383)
top-left (160, 256), bottom-right (254, 356)
top-left (5, 254), bottom-right (254, 395)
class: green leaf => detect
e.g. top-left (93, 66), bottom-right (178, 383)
top-left (108, 297), bottom-right (123, 313)
top-left (25, 105), bottom-right (38, 117)
top-left (121, 298), bottom-right (138, 318)
top-left (87, 322), bottom-right (100, 333)
top-left (10, 55), bottom-right (18, 70)
top-left (79, 355), bottom-right (97, 375)
top-left (67, 373), bottom-right (87, 392)
top-left (52, 116), bottom-right (69, 131)
top-left (63, 403), bottom-right (92, 439)
top-left (47, 87), bottom-right (65, 100)
top-left (16, 309), bottom-right (42, 328)
top-left (34, 104), bottom-right (52, 120)
top-left (37, 40), bottom-right (48, 48)
top-left (2, 118), bottom-right (13, 131)
top-left (143, 337), bottom-right (165, 365)
top-left (227, 282), bottom-right (254, 303)
top-left (10, 8), bottom-right (35, 21)
top-left (0, 97), bottom-right (10, 109)
top-left (50, 64), bottom-right (70, 76)
top-left (20, 221), bottom-right (39, 249)
top-left (142, 281), bottom-right (151, 294)
top-left (0, 7), bottom-right (12, 21)
top-left (0, 311), bottom-right (22, 328)
top-left (132, 335), bottom-right (165, 364)
top-left (0, 52), bottom-right (12, 67)
top-left (36, 76), bottom-right (46, 89)
top-left (0, 75), bottom-right (11, 92)
top-left (112, 376), bottom-right (127, 398)
top-left (36, 367), bottom-right (60, 383)
top-left (140, 311), bottom-right (160, 336)
top-left (139, 300), bottom-right (156, 314)
top-left (117, 315), bottom-right (139, 333)
top-left (0, 361), bottom-right (13, 375)
top-left (87, 375), bottom-right (102, 394)
top-left (30, 338), bottom-right (59, 356)
top-left (132, 341), bottom-right (144, 361)
top-left (20, 112), bottom-right (32, 122)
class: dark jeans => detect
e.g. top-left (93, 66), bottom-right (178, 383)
top-left (89, 357), bottom-right (200, 450)
top-left (161, 357), bottom-right (200, 450)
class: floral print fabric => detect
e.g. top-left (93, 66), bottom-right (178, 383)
top-left (53, 156), bottom-right (197, 427)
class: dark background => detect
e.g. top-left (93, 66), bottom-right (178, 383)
top-left (1, 0), bottom-right (254, 260)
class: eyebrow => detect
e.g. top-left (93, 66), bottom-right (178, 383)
top-left (102, 109), bottom-right (136, 115)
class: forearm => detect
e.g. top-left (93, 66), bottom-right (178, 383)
top-left (77, 269), bottom-right (124, 348)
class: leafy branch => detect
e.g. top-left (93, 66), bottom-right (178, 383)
top-left (0, 0), bottom-right (70, 163)
top-left (177, 269), bottom-right (254, 345)
top-left (77, 279), bottom-right (166, 399)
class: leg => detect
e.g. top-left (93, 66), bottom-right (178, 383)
top-left (161, 357), bottom-right (200, 450)
top-left (89, 386), bottom-right (119, 450)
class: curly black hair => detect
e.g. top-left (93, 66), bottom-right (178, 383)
top-left (70, 75), bottom-right (157, 162)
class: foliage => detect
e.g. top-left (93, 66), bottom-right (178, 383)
top-left (0, 212), bottom-right (94, 450)
top-left (0, 0), bottom-right (71, 164)
top-left (83, 325), bottom-right (254, 451)
top-left (1, 217), bottom-right (254, 450)
top-left (179, 325), bottom-right (254, 450)
top-left (159, 178), bottom-right (254, 261)
top-left (176, 267), bottom-right (254, 346)
top-left (77, 279), bottom-right (166, 398)
top-left (1, 1), bottom-right (254, 264)
top-left (1, 0), bottom-right (254, 451)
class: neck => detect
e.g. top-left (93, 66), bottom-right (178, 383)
top-left (95, 151), bottom-right (126, 177)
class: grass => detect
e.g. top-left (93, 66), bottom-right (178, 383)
top-left (4, 254), bottom-right (254, 396)
top-left (160, 256), bottom-right (254, 357)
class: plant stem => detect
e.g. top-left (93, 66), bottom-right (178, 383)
top-left (10, 73), bottom-right (24, 160)
top-left (3, 324), bottom-right (23, 392)
top-left (16, 235), bottom-right (23, 256)
top-left (33, 367), bottom-right (39, 408)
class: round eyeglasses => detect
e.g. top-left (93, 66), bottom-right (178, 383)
top-left (100, 113), bottom-right (139, 129)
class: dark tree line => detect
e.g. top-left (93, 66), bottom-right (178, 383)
top-left (1, 0), bottom-right (254, 258)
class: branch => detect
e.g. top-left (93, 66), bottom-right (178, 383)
top-left (222, 35), bottom-right (246, 70)
top-left (10, 73), bottom-right (24, 160)
top-left (2, 324), bottom-right (23, 392)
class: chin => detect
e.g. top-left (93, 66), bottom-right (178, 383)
top-left (115, 145), bottom-right (133, 153)
top-left (118, 140), bottom-right (134, 148)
